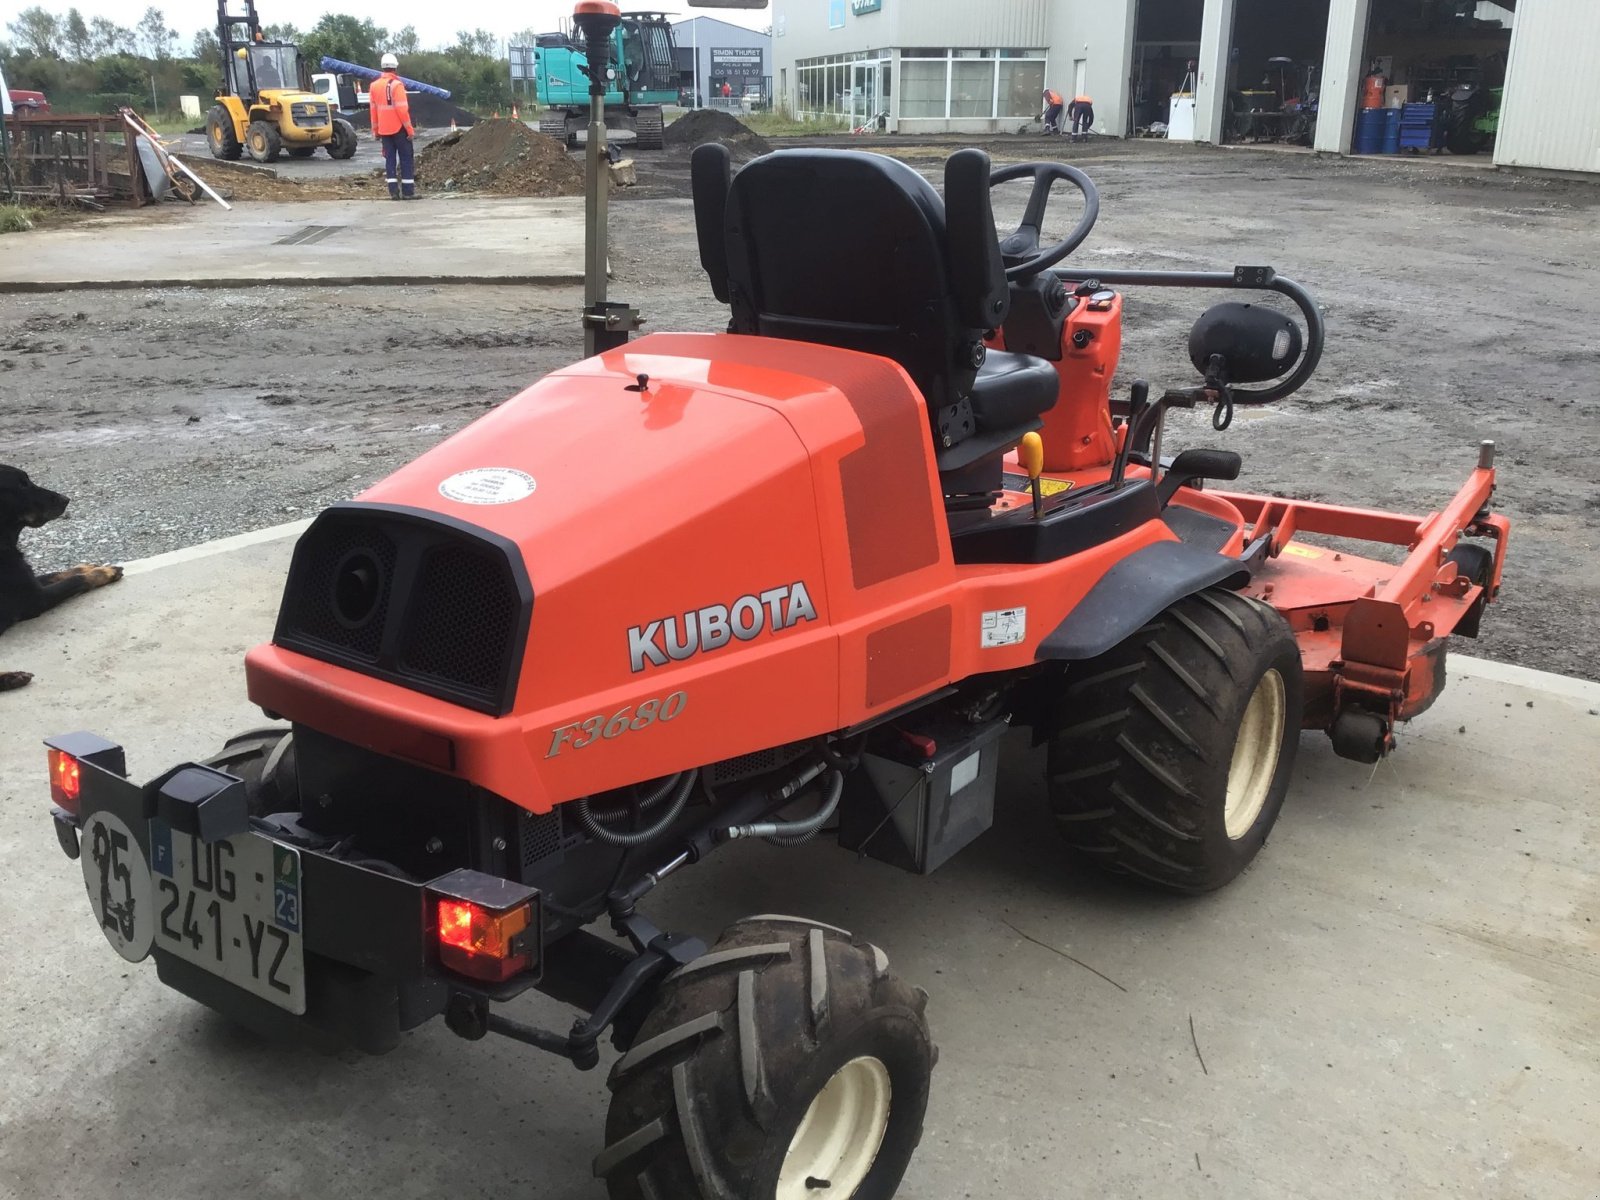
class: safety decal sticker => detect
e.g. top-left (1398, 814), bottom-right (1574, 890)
top-left (439, 467), bottom-right (536, 505)
top-left (1001, 472), bottom-right (1074, 497)
top-left (1281, 544), bottom-right (1324, 559)
top-left (981, 607), bottom-right (1027, 649)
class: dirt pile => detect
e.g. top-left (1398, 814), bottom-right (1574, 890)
top-left (417, 119), bottom-right (583, 196)
top-left (186, 159), bottom-right (380, 202)
top-left (663, 109), bottom-right (771, 162)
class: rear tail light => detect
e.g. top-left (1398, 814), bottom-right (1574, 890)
top-left (427, 869), bottom-right (541, 984)
top-left (48, 748), bottom-right (82, 814)
top-left (43, 733), bottom-right (126, 817)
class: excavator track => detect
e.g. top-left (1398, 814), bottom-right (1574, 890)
top-left (632, 106), bottom-right (664, 151)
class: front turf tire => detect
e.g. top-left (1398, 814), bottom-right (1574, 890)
top-left (1047, 588), bottom-right (1303, 893)
top-left (597, 916), bottom-right (934, 1200)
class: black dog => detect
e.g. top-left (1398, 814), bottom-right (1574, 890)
top-left (1, 465), bottom-right (124, 691)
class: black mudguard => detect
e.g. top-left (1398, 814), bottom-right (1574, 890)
top-left (1035, 540), bottom-right (1251, 662)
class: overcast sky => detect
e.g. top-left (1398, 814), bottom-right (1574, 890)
top-left (13, 1), bottom-right (768, 51)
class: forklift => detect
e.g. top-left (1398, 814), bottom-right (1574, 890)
top-left (205, 0), bottom-right (358, 163)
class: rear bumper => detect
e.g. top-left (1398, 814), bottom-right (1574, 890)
top-left (53, 752), bottom-right (460, 1054)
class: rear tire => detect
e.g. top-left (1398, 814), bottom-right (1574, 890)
top-left (1047, 588), bottom-right (1303, 893)
top-left (202, 727), bottom-right (298, 816)
top-left (596, 917), bottom-right (934, 1200)
top-left (206, 105), bottom-right (242, 160)
top-left (246, 120), bottom-right (282, 163)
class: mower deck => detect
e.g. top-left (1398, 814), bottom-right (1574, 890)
top-left (1002, 447), bottom-right (1508, 760)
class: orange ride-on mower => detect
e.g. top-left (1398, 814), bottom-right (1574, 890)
top-left (44, 11), bottom-right (1508, 1198)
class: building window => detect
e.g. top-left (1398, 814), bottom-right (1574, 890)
top-left (901, 58), bottom-right (950, 119)
top-left (998, 58), bottom-right (1046, 117)
top-left (893, 49), bottom-right (1047, 122)
top-left (951, 59), bottom-right (996, 118)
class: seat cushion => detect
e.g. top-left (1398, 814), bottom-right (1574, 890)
top-left (970, 350), bottom-right (1058, 434)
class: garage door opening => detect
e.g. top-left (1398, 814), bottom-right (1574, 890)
top-left (1131, 0), bottom-right (1204, 137)
top-left (1353, 0), bottom-right (1515, 158)
top-left (1224, 0), bottom-right (1331, 147)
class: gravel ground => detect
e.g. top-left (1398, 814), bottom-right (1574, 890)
top-left (3, 139), bottom-right (1597, 678)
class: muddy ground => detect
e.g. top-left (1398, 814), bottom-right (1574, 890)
top-left (3, 138), bottom-right (1597, 679)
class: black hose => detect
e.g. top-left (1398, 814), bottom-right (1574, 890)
top-left (576, 771), bottom-right (696, 848)
top-left (723, 770), bottom-right (845, 846)
top-left (584, 772), bottom-right (683, 824)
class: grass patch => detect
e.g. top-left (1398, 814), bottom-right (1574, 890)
top-left (742, 112), bottom-right (850, 137)
top-left (0, 204), bottom-right (35, 234)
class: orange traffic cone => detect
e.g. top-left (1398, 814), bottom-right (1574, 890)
top-left (512, 105), bottom-right (520, 121)
top-left (493, 109), bottom-right (500, 119)
top-left (450, 118), bottom-right (458, 133)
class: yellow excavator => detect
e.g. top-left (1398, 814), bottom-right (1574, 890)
top-left (205, 0), bottom-right (357, 163)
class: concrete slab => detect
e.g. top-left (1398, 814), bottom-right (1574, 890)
top-left (0, 197), bottom-right (586, 292)
top-left (1, 528), bottom-right (1597, 1199)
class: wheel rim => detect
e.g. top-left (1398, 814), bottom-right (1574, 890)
top-left (777, 1055), bottom-right (892, 1200)
top-left (1224, 668), bottom-right (1286, 840)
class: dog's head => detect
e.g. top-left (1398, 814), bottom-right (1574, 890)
top-left (0, 464), bottom-right (70, 529)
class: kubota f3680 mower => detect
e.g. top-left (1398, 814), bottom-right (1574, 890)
top-left (45, 7), bottom-right (1508, 1198)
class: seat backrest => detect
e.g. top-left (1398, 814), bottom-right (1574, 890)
top-left (692, 145), bottom-right (1010, 452)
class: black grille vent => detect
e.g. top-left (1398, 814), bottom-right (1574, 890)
top-left (708, 741), bottom-right (811, 786)
top-left (274, 503), bottom-right (533, 714)
top-left (519, 810), bottom-right (565, 870)
top-left (279, 522), bottom-right (397, 661)
top-left (401, 544), bottom-right (521, 693)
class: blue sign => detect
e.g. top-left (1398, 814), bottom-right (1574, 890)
top-left (829, 0), bottom-right (846, 29)
top-left (852, 0), bottom-right (883, 13)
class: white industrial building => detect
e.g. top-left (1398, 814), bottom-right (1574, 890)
top-left (770, 0), bottom-right (1599, 175)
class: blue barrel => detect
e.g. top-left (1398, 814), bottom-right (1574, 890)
top-left (1381, 107), bottom-right (1401, 153)
top-left (1354, 107), bottom-right (1386, 154)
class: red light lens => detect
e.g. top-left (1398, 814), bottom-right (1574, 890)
top-left (48, 748), bottom-right (82, 814)
top-left (435, 897), bottom-right (532, 982)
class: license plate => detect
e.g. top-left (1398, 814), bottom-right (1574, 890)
top-left (148, 820), bottom-right (305, 1014)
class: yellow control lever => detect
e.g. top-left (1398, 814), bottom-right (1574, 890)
top-left (1019, 432), bottom-right (1045, 517)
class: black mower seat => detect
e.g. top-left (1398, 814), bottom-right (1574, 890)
top-left (691, 142), bottom-right (1055, 486)
top-left (970, 351), bottom-right (1059, 439)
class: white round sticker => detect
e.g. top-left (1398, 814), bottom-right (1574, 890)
top-left (79, 811), bottom-right (155, 963)
top-left (439, 468), bottom-right (536, 505)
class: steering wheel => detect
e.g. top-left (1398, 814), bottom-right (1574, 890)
top-left (989, 162), bottom-right (1101, 280)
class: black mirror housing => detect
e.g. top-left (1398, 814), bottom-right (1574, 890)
top-left (1188, 301), bottom-right (1302, 385)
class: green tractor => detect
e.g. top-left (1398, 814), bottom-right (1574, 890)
top-left (535, 12), bottom-right (678, 151)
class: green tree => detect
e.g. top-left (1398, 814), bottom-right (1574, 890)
top-left (451, 29), bottom-right (499, 59)
top-left (62, 8), bottom-right (91, 59)
top-left (263, 22), bottom-right (303, 43)
top-left (191, 26), bottom-right (219, 65)
top-left (301, 14), bottom-right (387, 69)
top-left (135, 7), bottom-right (176, 60)
top-left (6, 7), bottom-right (60, 57)
top-left (390, 25), bottom-right (419, 54)
top-left (88, 16), bottom-right (134, 56)
top-left (98, 53), bottom-right (145, 92)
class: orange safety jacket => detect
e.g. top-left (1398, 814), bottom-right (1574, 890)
top-left (1073, 94), bottom-right (1093, 106)
top-left (370, 72), bottom-right (414, 137)
top-left (1044, 90), bottom-right (1064, 107)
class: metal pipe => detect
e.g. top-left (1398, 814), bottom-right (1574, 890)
top-left (1052, 267), bottom-right (1325, 405)
top-left (317, 56), bottom-right (452, 99)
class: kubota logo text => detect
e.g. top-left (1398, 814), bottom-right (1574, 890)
top-left (628, 582), bottom-right (818, 672)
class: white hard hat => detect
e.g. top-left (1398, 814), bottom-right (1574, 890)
top-left (381, 53), bottom-right (399, 69)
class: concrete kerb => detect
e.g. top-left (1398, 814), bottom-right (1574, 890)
top-left (0, 275), bottom-right (582, 295)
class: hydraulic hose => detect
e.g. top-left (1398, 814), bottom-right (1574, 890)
top-left (723, 769), bottom-right (844, 847)
top-left (576, 771), bottom-right (696, 848)
top-left (585, 772), bottom-right (683, 823)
